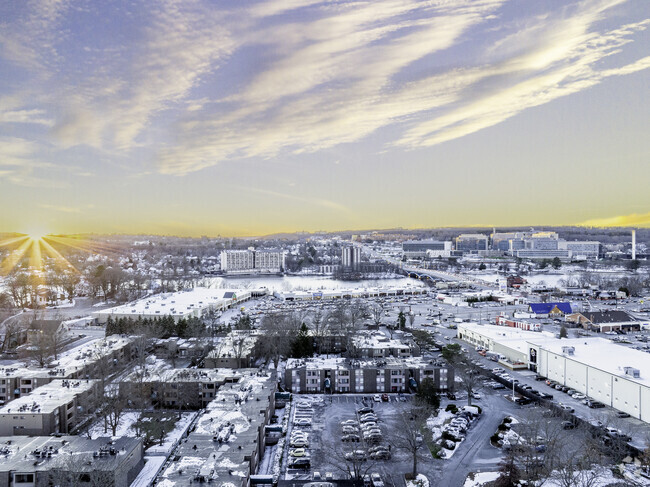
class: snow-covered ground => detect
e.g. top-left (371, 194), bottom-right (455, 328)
top-left (146, 412), bottom-right (198, 455)
top-left (88, 411), bottom-right (141, 439)
top-left (463, 471), bottom-right (500, 486)
top-left (406, 474), bottom-right (430, 487)
top-left (427, 410), bottom-right (455, 441)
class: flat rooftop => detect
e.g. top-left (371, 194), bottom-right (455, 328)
top-left (529, 337), bottom-right (650, 387)
top-left (0, 335), bottom-right (133, 380)
top-left (352, 331), bottom-right (412, 350)
top-left (121, 367), bottom-right (256, 384)
top-left (0, 379), bottom-right (97, 415)
top-left (93, 288), bottom-right (251, 319)
top-left (155, 372), bottom-right (276, 487)
top-left (286, 355), bottom-right (440, 370)
top-left (0, 435), bottom-right (141, 473)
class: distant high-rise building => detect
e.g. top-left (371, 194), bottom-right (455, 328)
top-left (342, 246), bottom-right (361, 270)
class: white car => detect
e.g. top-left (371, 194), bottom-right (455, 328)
top-left (373, 394), bottom-right (382, 402)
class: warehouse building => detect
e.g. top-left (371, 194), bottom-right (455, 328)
top-left (528, 337), bottom-right (650, 422)
top-left (565, 310), bottom-right (640, 332)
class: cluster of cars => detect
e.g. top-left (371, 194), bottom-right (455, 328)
top-left (288, 401), bottom-right (314, 469)
top-left (544, 380), bottom-right (606, 409)
top-left (340, 406), bottom-right (392, 460)
top-left (440, 415), bottom-right (470, 449)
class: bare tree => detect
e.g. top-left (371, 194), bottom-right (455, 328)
top-left (371, 305), bottom-right (383, 328)
top-left (391, 400), bottom-right (434, 478)
top-left (104, 391), bottom-right (129, 437)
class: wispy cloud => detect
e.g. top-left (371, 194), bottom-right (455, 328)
top-left (242, 187), bottom-right (350, 214)
top-left (39, 204), bottom-right (81, 214)
top-left (0, 0), bottom-right (647, 183)
top-left (580, 212), bottom-right (650, 227)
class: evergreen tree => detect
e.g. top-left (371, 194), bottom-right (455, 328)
top-left (290, 323), bottom-right (313, 358)
top-left (398, 311), bottom-right (406, 330)
top-left (552, 257), bottom-right (562, 269)
top-left (416, 378), bottom-right (440, 408)
top-left (559, 325), bottom-right (568, 338)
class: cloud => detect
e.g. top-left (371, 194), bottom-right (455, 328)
top-left (39, 204), bottom-right (81, 214)
top-left (242, 187), bottom-right (351, 214)
top-left (580, 212), bottom-right (650, 228)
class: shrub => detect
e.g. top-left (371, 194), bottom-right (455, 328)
top-left (490, 433), bottom-right (501, 444)
top-left (445, 404), bottom-right (458, 413)
top-left (503, 416), bottom-right (512, 424)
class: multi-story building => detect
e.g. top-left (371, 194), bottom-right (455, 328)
top-left (120, 368), bottom-right (256, 409)
top-left (455, 234), bottom-right (489, 253)
top-left (0, 336), bottom-right (133, 405)
top-left (402, 240), bottom-right (452, 259)
top-left (203, 331), bottom-right (259, 368)
top-left (153, 373), bottom-right (276, 487)
top-left (351, 331), bottom-right (420, 358)
top-left (284, 357), bottom-right (453, 394)
top-left (341, 246), bottom-right (362, 269)
top-left (558, 240), bottom-right (601, 260)
top-left (220, 249), bottom-right (284, 274)
top-left (0, 436), bottom-right (143, 487)
top-left (0, 380), bottom-right (100, 436)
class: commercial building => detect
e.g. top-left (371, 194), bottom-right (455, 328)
top-left (402, 240), bottom-right (452, 259)
top-left (0, 435), bottom-right (143, 487)
top-left (153, 373), bottom-right (276, 487)
top-left (0, 380), bottom-right (100, 436)
top-left (495, 315), bottom-right (540, 332)
top-left (455, 234), bottom-right (489, 253)
top-left (558, 241), bottom-right (601, 260)
top-left (458, 324), bottom-right (650, 422)
top-left (220, 249), bottom-right (285, 274)
top-left (273, 285), bottom-right (428, 302)
top-left (0, 336), bottom-right (133, 405)
top-left (529, 337), bottom-right (650, 421)
top-left (284, 357), bottom-right (453, 394)
top-left (457, 323), bottom-right (544, 369)
top-left (92, 288), bottom-right (251, 324)
top-left (528, 302), bottom-right (572, 318)
top-left (565, 310), bottom-right (640, 332)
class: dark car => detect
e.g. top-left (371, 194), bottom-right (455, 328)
top-left (358, 407), bottom-right (374, 415)
top-left (535, 376), bottom-right (546, 381)
top-left (616, 411), bottom-right (631, 418)
top-left (381, 393), bottom-right (389, 402)
top-left (562, 421), bottom-right (576, 430)
top-left (288, 458), bottom-right (311, 469)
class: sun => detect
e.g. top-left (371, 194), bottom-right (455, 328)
top-left (22, 227), bottom-right (49, 242)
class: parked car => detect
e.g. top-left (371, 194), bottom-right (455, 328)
top-left (341, 434), bottom-right (360, 442)
top-left (616, 411), bottom-right (631, 418)
top-left (373, 394), bottom-right (382, 402)
top-left (562, 421), bottom-right (576, 430)
top-left (288, 458), bottom-right (311, 469)
top-left (358, 407), bottom-right (374, 415)
top-left (289, 448), bottom-right (307, 457)
top-left (290, 438), bottom-right (309, 448)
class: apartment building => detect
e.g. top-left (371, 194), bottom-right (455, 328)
top-left (285, 357), bottom-right (453, 394)
top-left (0, 380), bottom-right (100, 436)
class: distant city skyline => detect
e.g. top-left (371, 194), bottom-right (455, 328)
top-left (0, 0), bottom-right (648, 237)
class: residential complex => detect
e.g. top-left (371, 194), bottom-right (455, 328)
top-left (220, 248), bottom-right (285, 274)
top-left (284, 356), bottom-right (453, 394)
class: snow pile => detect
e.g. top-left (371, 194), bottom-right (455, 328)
top-left (463, 471), bottom-right (500, 487)
top-left (426, 410), bottom-right (454, 441)
top-left (406, 474), bottom-right (429, 487)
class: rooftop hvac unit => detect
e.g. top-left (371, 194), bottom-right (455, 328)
top-left (561, 346), bottom-right (575, 356)
top-left (624, 367), bottom-right (641, 378)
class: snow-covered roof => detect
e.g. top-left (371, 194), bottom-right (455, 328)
top-left (529, 337), bottom-right (650, 386)
top-left (0, 379), bottom-right (98, 415)
top-left (286, 355), bottom-right (440, 370)
top-left (93, 288), bottom-right (251, 320)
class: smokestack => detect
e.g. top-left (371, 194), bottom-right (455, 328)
top-left (632, 229), bottom-right (636, 260)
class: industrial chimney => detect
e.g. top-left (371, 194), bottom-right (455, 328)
top-left (632, 229), bottom-right (636, 261)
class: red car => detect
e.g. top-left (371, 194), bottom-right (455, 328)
top-left (381, 393), bottom-right (389, 402)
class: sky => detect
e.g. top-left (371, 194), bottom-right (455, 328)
top-left (0, 0), bottom-right (648, 237)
